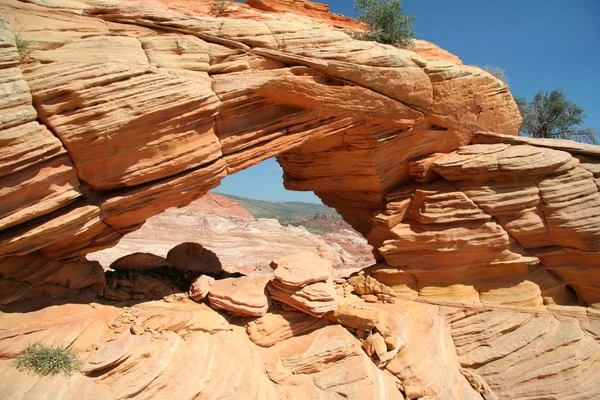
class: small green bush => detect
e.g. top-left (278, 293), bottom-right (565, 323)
top-left (14, 342), bottom-right (81, 376)
top-left (353, 0), bottom-right (415, 47)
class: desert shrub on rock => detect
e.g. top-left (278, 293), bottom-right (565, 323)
top-left (516, 89), bottom-right (598, 143)
top-left (353, 0), bottom-right (414, 47)
top-left (15, 342), bottom-right (81, 376)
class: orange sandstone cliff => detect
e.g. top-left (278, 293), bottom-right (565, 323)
top-left (0, 0), bottom-right (599, 399)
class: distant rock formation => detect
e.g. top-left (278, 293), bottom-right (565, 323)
top-left (87, 193), bottom-right (375, 275)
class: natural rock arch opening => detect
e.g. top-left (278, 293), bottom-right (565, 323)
top-left (88, 156), bottom-right (376, 279)
top-left (1, 0), bottom-right (599, 311)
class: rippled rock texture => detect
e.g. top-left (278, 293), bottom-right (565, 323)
top-left (0, 0), bottom-right (599, 398)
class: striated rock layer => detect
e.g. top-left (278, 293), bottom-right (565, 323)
top-left (0, 0), bottom-right (599, 398)
top-left (0, 0), bottom-right (520, 262)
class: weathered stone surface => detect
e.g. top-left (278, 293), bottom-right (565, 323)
top-left (264, 324), bottom-right (403, 399)
top-left (97, 158), bottom-right (226, 233)
top-left (379, 303), bottom-right (482, 400)
top-left (92, 326), bottom-right (277, 399)
top-left (0, 302), bottom-right (119, 359)
top-left (0, 360), bottom-right (115, 400)
top-left (372, 180), bottom-right (546, 308)
top-left (429, 143), bottom-right (600, 305)
top-left (432, 144), bottom-right (573, 183)
top-left (0, 0), bottom-right (524, 262)
top-left (407, 152), bottom-right (445, 183)
top-left (412, 39), bottom-right (463, 64)
top-left (449, 308), bottom-right (600, 399)
top-left (270, 250), bottom-right (331, 286)
top-left (245, 308), bottom-right (329, 347)
top-left (349, 274), bottom-right (392, 296)
top-left (188, 274), bottom-right (214, 301)
top-left (109, 252), bottom-right (171, 271)
top-left (329, 304), bottom-right (386, 331)
top-left (0, 1), bottom-right (599, 398)
top-left (208, 275), bottom-right (271, 317)
top-left (268, 252), bottom-right (337, 316)
top-left (0, 253), bottom-right (105, 305)
top-left (365, 263), bottom-right (419, 300)
top-left (166, 242), bottom-right (222, 275)
top-left (24, 52), bottom-right (222, 192)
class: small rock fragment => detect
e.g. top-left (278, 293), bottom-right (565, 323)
top-left (130, 325), bottom-right (144, 335)
top-left (189, 275), bottom-right (215, 301)
top-left (362, 294), bottom-right (378, 303)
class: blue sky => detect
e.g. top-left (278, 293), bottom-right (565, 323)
top-left (216, 0), bottom-right (600, 202)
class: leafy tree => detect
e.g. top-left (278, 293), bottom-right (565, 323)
top-left (516, 90), bottom-right (598, 144)
top-left (353, 0), bottom-right (414, 47)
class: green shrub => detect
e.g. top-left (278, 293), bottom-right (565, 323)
top-left (353, 0), bottom-right (414, 47)
top-left (14, 342), bottom-right (81, 376)
top-left (516, 90), bottom-right (598, 144)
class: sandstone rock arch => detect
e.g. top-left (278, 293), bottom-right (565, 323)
top-left (1, 1), bottom-right (600, 399)
top-left (1, 0), bottom-right (599, 310)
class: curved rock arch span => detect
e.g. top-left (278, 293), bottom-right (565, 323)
top-left (0, 0), bottom-right (599, 310)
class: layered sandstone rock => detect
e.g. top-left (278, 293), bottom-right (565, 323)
top-left (0, 253), bottom-right (105, 305)
top-left (0, 0), bottom-right (520, 262)
top-left (208, 275), bottom-right (271, 316)
top-left (1, 261), bottom-right (599, 400)
top-left (448, 307), bottom-right (600, 399)
top-left (268, 252), bottom-right (338, 316)
top-left (0, 0), bottom-right (599, 398)
top-left (188, 274), bottom-right (214, 301)
top-left (245, 308), bottom-right (329, 347)
top-left (263, 324), bottom-right (403, 399)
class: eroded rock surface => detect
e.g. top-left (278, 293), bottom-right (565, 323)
top-left (0, 0), bottom-right (599, 398)
top-left (208, 275), bottom-right (271, 317)
top-left (268, 252), bottom-right (338, 316)
top-left (0, 0), bottom-right (520, 261)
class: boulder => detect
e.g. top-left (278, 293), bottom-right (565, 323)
top-left (349, 274), bottom-right (392, 296)
top-left (167, 242), bottom-right (223, 275)
top-left (268, 252), bottom-right (338, 316)
top-left (109, 253), bottom-right (171, 271)
top-left (208, 275), bottom-right (271, 317)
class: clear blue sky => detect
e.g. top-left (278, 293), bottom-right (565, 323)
top-left (216, 0), bottom-right (600, 202)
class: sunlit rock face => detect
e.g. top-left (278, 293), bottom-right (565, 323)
top-left (1, 0), bottom-right (598, 308)
top-left (0, 1), bottom-right (599, 398)
top-left (0, 0), bottom-right (520, 260)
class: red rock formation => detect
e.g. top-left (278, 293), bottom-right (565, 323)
top-left (0, 0), bottom-right (521, 261)
top-left (0, 0), bottom-right (599, 398)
